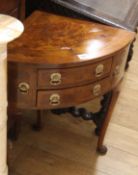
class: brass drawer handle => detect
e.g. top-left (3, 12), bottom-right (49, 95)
top-left (95, 64), bottom-right (104, 77)
top-left (18, 82), bottom-right (30, 94)
top-left (93, 84), bottom-right (102, 96)
top-left (50, 73), bottom-right (61, 86)
top-left (49, 94), bottom-right (60, 106)
top-left (113, 65), bottom-right (120, 76)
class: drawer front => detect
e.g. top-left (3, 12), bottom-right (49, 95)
top-left (8, 63), bottom-right (37, 108)
top-left (0, 0), bottom-right (19, 13)
top-left (37, 77), bottom-right (111, 109)
top-left (38, 58), bottom-right (112, 89)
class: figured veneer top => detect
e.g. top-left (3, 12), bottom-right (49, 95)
top-left (0, 14), bottom-right (24, 44)
top-left (8, 11), bottom-right (135, 65)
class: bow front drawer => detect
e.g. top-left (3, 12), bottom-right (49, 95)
top-left (37, 77), bottom-right (111, 109)
top-left (37, 58), bottom-right (112, 89)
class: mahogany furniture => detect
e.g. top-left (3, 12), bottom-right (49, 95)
top-left (8, 11), bottom-right (135, 154)
top-left (5, 0), bottom-right (136, 139)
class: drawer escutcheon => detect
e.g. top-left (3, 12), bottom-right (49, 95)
top-left (49, 94), bottom-right (60, 106)
top-left (95, 64), bottom-right (104, 77)
top-left (93, 84), bottom-right (102, 96)
top-left (113, 65), bottom-right (120, 77)
top-left (50, 73), bottom-right (61, 86)
top-left (18, 82), bottom-right (30, 94)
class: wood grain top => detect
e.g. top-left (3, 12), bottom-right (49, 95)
top-left (0, 14), bottom-right (24, 44)
top-left (8, 11), bottom-right (135, 65)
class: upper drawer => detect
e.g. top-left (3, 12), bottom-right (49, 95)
top-left (0, 0), bottom-right (19, 13)
top-left (38, 58), bottom-right (112, 89)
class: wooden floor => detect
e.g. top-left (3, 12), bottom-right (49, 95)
top-left (10, 33), bottom-right (138, 175)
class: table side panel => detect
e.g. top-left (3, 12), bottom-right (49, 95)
top-left (8, 63), bottom-right (37, 108)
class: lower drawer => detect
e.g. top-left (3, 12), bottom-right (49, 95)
top-left (37, 77), bottom-right (111, 109)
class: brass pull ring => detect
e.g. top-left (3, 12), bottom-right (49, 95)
top-left (18, 82), bottom-right (30, 94)
top-left (113, 65), bottom-right (120, 76)
top-left (50, 73), bottom-right (61, 86)
top-left (95, 64), bottom-right (104, 77)
top-left (93, 84), bottom-right (102, 96)
top-left (49, 94), bottom-right (60, 106)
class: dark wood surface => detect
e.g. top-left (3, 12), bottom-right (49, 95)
top-left (0, 0), bottom-right (19, 13)
top-left (0, 0), bottom-right (25, 20)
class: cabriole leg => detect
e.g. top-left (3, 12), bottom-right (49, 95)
top-left (97, 87), bottom-right (120, 155)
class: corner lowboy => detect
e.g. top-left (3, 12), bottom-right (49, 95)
top-left (8, 11), bottom-right (135, 154)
